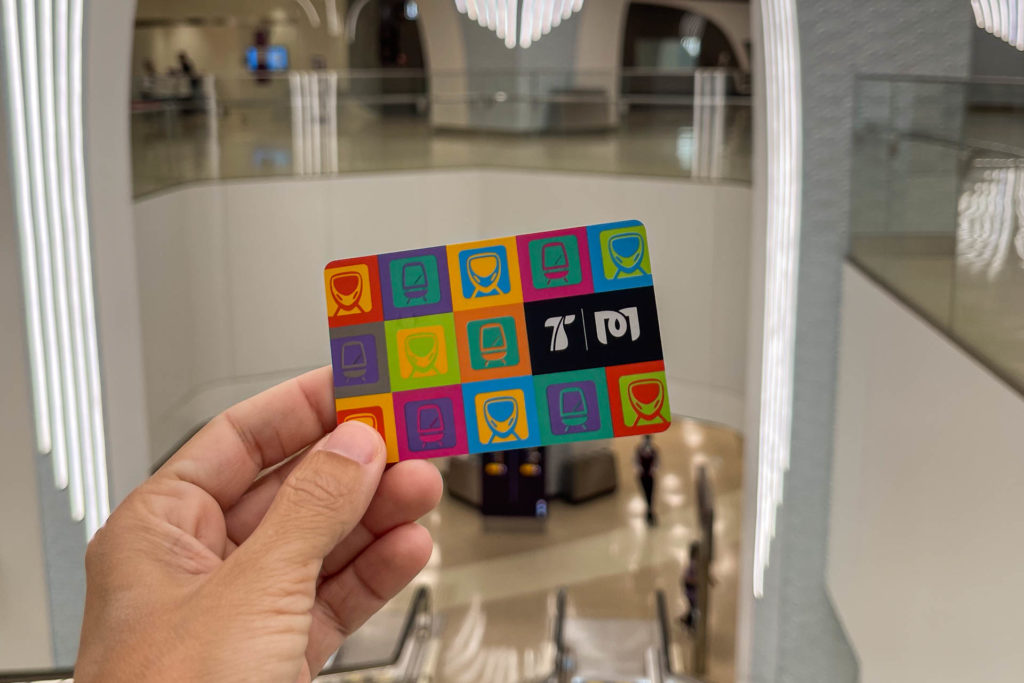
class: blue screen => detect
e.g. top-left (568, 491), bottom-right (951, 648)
top-left (246, 45), bottom-right (289, 71)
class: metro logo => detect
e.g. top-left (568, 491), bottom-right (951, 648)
top-left (594, 307), bottom-right (640, 344)
top-left (524, 288), bottom-right (663, 374)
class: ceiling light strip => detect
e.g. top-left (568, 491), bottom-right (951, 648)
top-left (1, 0), bottom-right (51, 456)
top-left (455, 0), bottom-right (582, 48)
top-left (753, 0), bottom-right (802, 599)
top-left (70, 0), bottom-right (110, 531)
top-left (18, 0), bottom-right (70, 495)
top-left (972, 0), bottom-right (1024, 50)
top-left (37, 0), bottom-right (86, 523)
top-left (56, 0), bottom-right (97, 532)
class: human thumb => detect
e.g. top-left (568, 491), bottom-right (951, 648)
top-left (239, 420), bottom-right (386, 571)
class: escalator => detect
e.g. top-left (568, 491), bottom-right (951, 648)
top-left (2, 469), bottom-right (718, 683)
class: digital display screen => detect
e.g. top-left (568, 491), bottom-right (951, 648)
top-left (246, 45), bottom-right (289, 72)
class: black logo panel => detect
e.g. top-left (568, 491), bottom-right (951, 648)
top-left (523, 287), bottom-right (663, 374)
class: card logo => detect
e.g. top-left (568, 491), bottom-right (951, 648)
top-left (328, 265), bottom-right (370, 316)
top-left (525, 288), bottom-right (662, 374)
top-left (621, 374), bottom-right (669, 427)
top-left (606, 361), bottom-right (671, 436)
top-left (385, 314), bottom-right (461, 392)
top-left (518, 227), bottom-right (594, 302)
top-left (454, 304), bottom-right (531, 382)
top-left (476, 389), bottom-right (529, 444)
top-left (334, 335), bottom-right (376, 385)
top-left (404, 397), bottom-right (458, 451)
top-left (544, 314), bottom-right (576, 352)
top-left (460, 246), bottom-right (511, 299)
top-left (533, 369), bottom-right (614, 443)
top-left (330, 323), bottom-right (389, 399)
top-left (397, 325), bottom-right (447, 379)
top-left (529, 235), bottom-right (583, 289)
top-left (379, 247), bottom-right (452, 320)
top-left (390, 255), bottom-right (441, 307)
top-left (547, 381), bottom-right (601, 434)
top-left (325, 257), bottom-right (383, 326)
top-left (594, 307), bottom-right (640, 344)
top-left (603, 230), bottom-right (649, 280)
top-left (449, 238), bottom-right (523, 311)
top-left (468, 316), bottom-right (519, 370)
top-left (587, 221), bottom-right (654, 293)
top-left (463, 376), bottom-right (540, 452)
top-left (393, 385), bottom-right (467, 459)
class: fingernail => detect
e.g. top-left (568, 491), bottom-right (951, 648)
top-left (321, 420), bottom-right (381, 464)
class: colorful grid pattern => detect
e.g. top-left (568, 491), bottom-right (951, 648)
top-left (324, 220), bottom-right (670, 463)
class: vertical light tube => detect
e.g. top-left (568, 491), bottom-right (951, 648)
top-left (2, 0), bottom-right (51, 456)
top-left (327, 71), bottom-right (339, 174)
top-left (70, 0), bottom-right (109, 531)
top-left (205, 75), bottom-right (220, 180)
top-left (519, 0), bottom-right (533, 48)
top-left (20, 0), bottom-right (69, 495)
top-left (37, 0), bottom-right (85, 522)
top-left (55, 0), bottom-right (97, 531)
top-left (290, 72), bottom-right (305, 175)
top-left (753, 0), bottom-right (802, 599)
top-left (309, 72), bottom-right (321, 174)
top-left (506, 0), bottom-right (518, 48)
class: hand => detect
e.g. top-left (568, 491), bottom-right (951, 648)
top-left (75, 366), bottom-right (442, 682)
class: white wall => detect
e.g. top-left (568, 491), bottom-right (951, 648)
top-left (0, 98), bottom-right (53, 670)
top-left (134, 170), bottom-right (750, 462)
top-left (828, 265), bottom-right (1024, 682)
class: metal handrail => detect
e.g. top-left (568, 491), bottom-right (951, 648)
top-left (0, 669), bottom-right (73, 683)
top-left (548, 587), bottom-right (570, 682)
top-left (654, 590), bottom-right (703, 683)
top-left (0, 586), bottom-right (433, 683)
top-left (317, 585), bottom-right (432, 676)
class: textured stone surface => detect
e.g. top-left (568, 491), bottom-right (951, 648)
top-left (747, 1), bottom-right (972, 682)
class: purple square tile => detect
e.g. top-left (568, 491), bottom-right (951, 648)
top-left (545, 380), bottom-right (602, 435)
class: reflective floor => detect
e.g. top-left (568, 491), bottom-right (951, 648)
top-left (337, 418), bottom-right (743, 682)
top-left (131, 104), bottom-right (752, 197)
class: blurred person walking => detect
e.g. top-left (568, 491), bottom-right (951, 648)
top-left (635, 434), bottom-right (658, 526)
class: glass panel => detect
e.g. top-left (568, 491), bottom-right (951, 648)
top-left (130, 67), bottom-right (753, 198)
top-left (850, 75), bottom-right (1024, 393)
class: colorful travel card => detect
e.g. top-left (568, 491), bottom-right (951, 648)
top-left (323, 220), bottom-right (670, 462)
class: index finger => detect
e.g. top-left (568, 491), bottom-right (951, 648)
top-left (156, 365), bottom-right (336, 508)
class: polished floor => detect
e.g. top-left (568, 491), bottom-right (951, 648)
top-left (335, 418), bottom-right (743, 682)
top-left (131, 103), bottom-right (752, 197)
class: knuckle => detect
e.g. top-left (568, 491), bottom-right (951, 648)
top-left (282, 455), bottom-right (358, 512)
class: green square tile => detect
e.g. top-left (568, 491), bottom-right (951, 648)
top-left (385, 313), bottom-right (461, 391)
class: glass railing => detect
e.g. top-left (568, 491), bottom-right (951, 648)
top-left (849, 74), bottom-right (1024, 394)
top-left (130, 67), bottom-right (752, 197)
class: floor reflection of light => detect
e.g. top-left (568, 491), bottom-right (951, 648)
top-left (664, 492), bottom-right (686, 507)
top-left (956, 160), bottom-right (1022, 280)
top-left (627, 495), bottom-right (647, 516)
top-left (662, 472), bottom-right (682, 491)
top-left (682, 420), bottom-right (705, 449)
top-left (675, 127), bottom-right (694, 168)
top-left (691, 451), bottom-right (711, 471)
